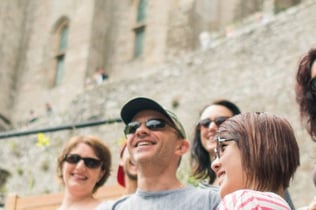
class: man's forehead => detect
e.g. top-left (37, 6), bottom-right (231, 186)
top-left (131, 109), bottom-right (168, 121)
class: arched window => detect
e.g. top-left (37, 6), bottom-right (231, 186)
top-left (53, 18), bottom-right (69, 86)
top-left (136, 0), bottom-right (147, 22)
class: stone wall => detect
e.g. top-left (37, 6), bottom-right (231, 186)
top-left (0, 0), bottom-right (300, 126)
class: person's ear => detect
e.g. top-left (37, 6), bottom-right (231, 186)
top-left (175, 140), bottom-right (190, 155)
top-left (119, 158), bottom-right (124, 166)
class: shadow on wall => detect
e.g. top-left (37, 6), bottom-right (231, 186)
top-left (0, 114), bottom-right (11, 132)
top-left (0, 168), bottom-right (11, 206)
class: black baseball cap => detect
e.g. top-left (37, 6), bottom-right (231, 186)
top-left (120, 97), bottom-right (186, 138)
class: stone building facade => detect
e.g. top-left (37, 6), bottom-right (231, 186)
top-left (0, 0), bottom-right (314, 208)
top-left (0, 0), bottom-right (301, 130)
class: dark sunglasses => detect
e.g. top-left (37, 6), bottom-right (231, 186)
top-left (124, 119), bottom-right (171, 136)
top-left (64, 154), bottom-right (102, 169)
top-left (311, 77), bottom-right (316, 93)
top-left (199, 116), bottom-right (229, 128)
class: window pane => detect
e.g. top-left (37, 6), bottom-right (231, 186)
top-left (59, 26), bottom-right (68, 51)
top-left (55, 55), bottom-right (64, 85)
top-left (137, 0), bottom-right (147, 22)
top-left (134, 27), bottom-right (145, 58)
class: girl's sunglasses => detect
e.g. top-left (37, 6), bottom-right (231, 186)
top-left (215, 136), bottom-right (237, 159)
top-left (124, 118), bottom-right (171, 136)
top-left (64, 154), bottom-right (102, 169)
top-left (198, 116), bottom-right (229, 128)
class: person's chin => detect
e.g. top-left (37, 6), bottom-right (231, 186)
top-left (206, 145), bottom-right (216, 153)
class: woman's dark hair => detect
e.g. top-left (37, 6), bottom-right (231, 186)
top-left (191, 99), bottom-right (241, 184)
top-left (212, 99), bottom-right (241, 116)
top-left (295, 48), bottom-right (316, 141)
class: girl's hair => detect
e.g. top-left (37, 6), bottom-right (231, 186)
top-left (218, 112), bottom-right (300, 192)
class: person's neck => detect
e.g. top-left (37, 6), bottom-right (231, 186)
top-left (137, 169), bottom-right (184, 192)
top-left (276, 187), bottom-right (286, 198)
top-left (136, 159), bottom-right (185, 191)
top-left (58, 190), bottom-right (99, 210)
top-left (138, 178), bottom-right (184, 192)
top-left (125, 179), bottom-right (137, 194)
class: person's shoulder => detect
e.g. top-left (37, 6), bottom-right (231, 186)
top-left (218, 189), bottom-right (290, 210)
top-left (95, 200), bottom-right (115, 210)
top-left (182, 186), bottom-right (220, 209)
top-left (96, 195), bottom-right (132, 210)
top-left (197, 181), bottom-right (220, 192)
top-left (110, 194), bottom-right (134, 209)
top-left (187, 184), bottom-right (219, 193)
top-left (235, 189), bottom-right (287, 201)
top-left (184, 185), bottom-right (220, 202)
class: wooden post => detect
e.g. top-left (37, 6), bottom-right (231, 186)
top-left (4, 194), bottom-right (18, 210)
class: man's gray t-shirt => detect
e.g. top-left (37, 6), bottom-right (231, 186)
top-left (99, 185), bottom-right (220, 210)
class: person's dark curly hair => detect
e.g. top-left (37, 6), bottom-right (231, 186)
top-left (295, 48), bottom-right (316, 142)
top-left (190, 99), bottom-right (241, 184)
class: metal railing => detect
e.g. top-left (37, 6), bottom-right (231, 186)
top-left (0, 118), bottom-right (122, 139)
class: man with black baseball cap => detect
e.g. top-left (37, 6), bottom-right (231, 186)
top-left (99, 97), bottom-right (220, 210)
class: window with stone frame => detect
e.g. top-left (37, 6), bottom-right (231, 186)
top-left (53, 19), bottom-right (69, 86)
top-left (133, 0), bottom-right (147, 58)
